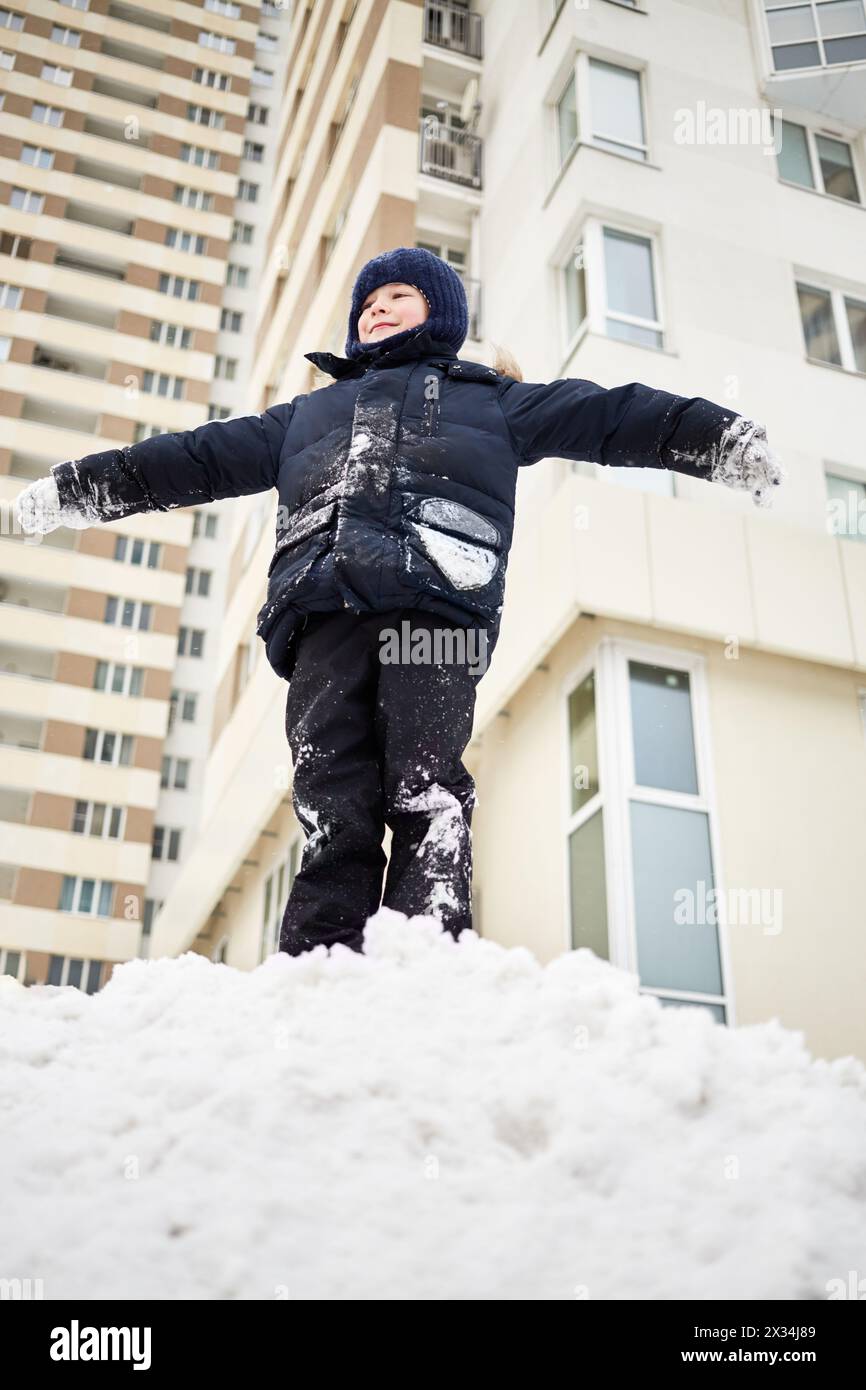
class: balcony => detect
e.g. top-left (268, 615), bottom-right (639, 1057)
top-left (418, 117), bottom-right (482, 189)
top-left (423, 0), bottom-right (483, 60)
top-left (758, 0), bottom-right (866, 127)
top-left (32, 345), bottom-right (108, 383)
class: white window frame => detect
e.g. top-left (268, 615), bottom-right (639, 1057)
top-left (159, 272), bottom-right (200, 300)
top-left (796, 275), bottom-right (866, 373)
top-left (260, 839), bottom-right (302, 962)
top-left (573, 216), bottom-right (667, 352)
top-left (10, 187), bottom-right (45, 214)
top-left (205, 0), bottom-right (240, 16)
top-left (84, 727), bottom-right (134, 766)
top-left (153, 824), bottom-right (182, 861)
top-left (177, 625), bottom-right (206, 657)
top-left (31, 102), bottom-right (64, 126)
top-left (174, 185), bottom-right (212, 211)
top-left (94, 659), bottom-right (144, 695)
top-left (50, 22), bottom-right (80, 46)
top-left (104, 594), bottom-right (153, 629)
top-left (561, 635), bottom-right (734, 1021)
top-left (581, 53), bottom-right (649, 162)
top-left (194, 65), bottom-right (231, 90)
top-left (0, 10), bottom-right (25, 31)
top-left (251, 65), bottom-right (274, 86)
top-left (72, 798), bottom-right (126, 839)
top-left (0, 334), bottom-right (11, 362)
top-left (21, 144), bottom-right (54, 169)
top-left (114, 534), bottom-right (161, 567)
top-left (0, 947), bottom-right (26, 982)
top-left (756, 0), bottom-right (866, 75)
top-left (142, 369), bottom-right (185, 399)
top-left (824, 462), bottom-right (866, 541)
top-left (0, 281), bottom-right (21, 308)
top-left (59, 875), bottom-right (114, 917)
top-left (776, 116), bottom-right (863, 203)
top-left (41, 63), bottom-right (73, 84)
top-left (198, 30), bottom-right (236, 54)
top-left (166, 228), bottom-right (206, 254)
top-left (47, 955), bottom-right (104, 990)
top-left (160, 755), bottom-right (190, 791)
top-left (150, 319), bottom-right (192, 349)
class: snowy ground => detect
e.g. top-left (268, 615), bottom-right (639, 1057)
top-left (2, 909), bottom-right (864, 1301)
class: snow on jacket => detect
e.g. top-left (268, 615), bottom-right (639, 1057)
top-left (50, 324), bottom-right (742, 682)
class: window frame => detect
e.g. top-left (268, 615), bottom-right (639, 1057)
top-left (776, 115), bottom-right (863, 203)
top-left (796, 275), bottom-right (866, 373)
top-left (561, 635), bottom-right (734, 1021)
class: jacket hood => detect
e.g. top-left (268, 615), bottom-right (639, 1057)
top-left (305, 324), bottom-right (460, 380)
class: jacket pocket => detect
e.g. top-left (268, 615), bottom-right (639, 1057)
top-left (267, 499), bottom-right (336, 577)
top-left (400, 494), bottom-right (503, 592)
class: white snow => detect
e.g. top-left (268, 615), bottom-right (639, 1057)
top-left (1, 910), bottom-right (864, 1300)
top-left (410, 522), bottom-right (498, 589)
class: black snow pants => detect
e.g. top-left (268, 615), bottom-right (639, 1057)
top-left (279, 608), bottom-right (483, 956)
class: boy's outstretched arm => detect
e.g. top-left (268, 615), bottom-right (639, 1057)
top-left (496, 376), bottom-right (785, 507)
top-left (15, 402), bottom-right (295, 535)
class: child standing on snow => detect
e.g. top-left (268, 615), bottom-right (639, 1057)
top-left (16, 247), bottom-right (783, 958)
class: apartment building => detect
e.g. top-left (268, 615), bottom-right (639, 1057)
top-left (3, 0), bottom-right (864, 1064)
top-left (0, 0), bottom-right (289, 987)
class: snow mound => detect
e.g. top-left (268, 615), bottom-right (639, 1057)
top-left (2, 909), bottom-right (864, 1300)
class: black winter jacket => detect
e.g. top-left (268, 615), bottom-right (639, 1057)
top-left (51, 324), bottom-right (741, 682)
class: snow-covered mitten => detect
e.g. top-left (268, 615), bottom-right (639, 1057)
top-left (15, 474), bottom-right (91, 535)
top-left (710, 417), bottom-right (785, 508)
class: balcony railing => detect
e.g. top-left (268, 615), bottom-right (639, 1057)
top-left (418, 118), bottom-right (482, 189)
top-left (423, 0), bottom-right (483, 60)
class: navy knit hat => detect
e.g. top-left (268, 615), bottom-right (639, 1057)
top-left (345, 246), bottom-right (468, 360)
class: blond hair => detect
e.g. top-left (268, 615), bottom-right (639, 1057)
top-left (489, 341), bottom-right (523, 381)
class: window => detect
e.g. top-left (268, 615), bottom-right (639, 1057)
top-left (205, 0), bottom-right (240, 15)
top-left (243, 139), bottom-right (265, 162)
top-left (31, 102), bottom-right (64, 126)
top-left (598, 225), bottom-right (662, 349)
top-left (150, 319), bottom-right (192, 349)
top-left (168, 689), bottom-right (198, 729)
top-left (134, 421), bottom-right (163, 442)
top-left (159, 273), bottom-right (200, 301)
top-left (113, 535), bottom-right (161, 567)
top-left (566, 642), bottom-right (729, 1022)
top-left (50, 23), bottom-right (81, 46)
top-left (0, 9), bottom-right (24, 30)
top-left (177, 626), bottom-right (205, 657)
top-left (185, 565), bottom-right (212, 596)
top-left (198, 30), bottom-right (236, 54)
top-left (256, 29), bottom-right (278, 52)
top-left (231, 220), bottom-right (254, 244)
top-left (260, 841), bottom-right (301, 961)
top-left (174, 185), bottom-right (213, 211)
top-left (762, 0), bottom-right (866, 72)
top-left (142, 369), bottom-right (184, 399)
top-left (1, 948), bottom-right (25, 983)
top-left (556, 72), bottom-right (578, 167)
top-left (10, 187), bottom-right (45, 214)
top-left (192, 510), bottom-right (218, 538)
top-left (214, 354), bottom-right (237, 379)
top-left (21, 144), bottom-right (54, 169)
top-left (83, 727), bottom-right (134, 766)
top-left (237, 178), bottom-right (259, 202)
top-left (193, 66), bottom-right (231, 90)
top-left (563, 241), bottom-right (587, 344)
top-left (165, 228), bottom-right (206, 255)
top-left (0, 281), bottom-right (22, 308)
top-left (825, 469), bottom-right (866, 540)
top-left (72, 799), bottom-right (125, 838)
top-left (94, 660), bottom-right (144, 696)
top-left (180, 143), bottom-right (219, 170)
top-left (152, 825), bottom-right (182, 861)
top-left (587, 58), bottom-right (647, 161)
top-left (59, 0), bottom-right (90, 8)
top-left (0, 49), bottom-right (13, 69)
top-left (0, 335), bottom-right (11, 362)
top-left (220, 307), bottom-right (242, 332)
top-left (248, 102), bottom-right (269, 125)
top-left (2, 232), bottom-right (32, 259)
top-left (187, 102), bottom-right (225, 129)
top-left (776, 118), bottom-right (861, 202)
top-left (47, 955), bottom-right (104, 991)
top-left (251, 66), bottom-right (274, 86)
top-left (208, 403), bottom-right (231, 420)
top-left (225, 263), bottom-right (248, 288)
top-left (797, 280), bottom-right (866, 372)
top-left (40, 63), bottom-right (73, 84)
top-left (104, 595), bottom-right (153, 630)
top-left (160, 756), bottom-right (190, 790)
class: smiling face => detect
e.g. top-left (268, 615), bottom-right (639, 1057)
top-left (358, 282), bottom-right (429, 345)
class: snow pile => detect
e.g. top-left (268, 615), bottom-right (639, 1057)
top-left (2, 909), bottom-right (864, 1300)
